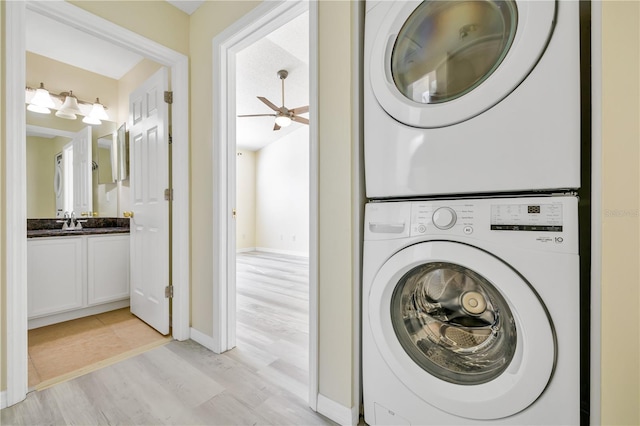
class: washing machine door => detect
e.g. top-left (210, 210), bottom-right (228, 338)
top-left (369, 0), bottom-right (555, 128)
top-left (368, 241), bottom-right (555, 420)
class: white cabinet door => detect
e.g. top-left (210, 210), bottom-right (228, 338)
top-left (87, 235), bottom-right (130, 306)
top-left (27, 237), bottom-right (84, 318)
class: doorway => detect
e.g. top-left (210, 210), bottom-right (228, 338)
top-left (4, 1), bottom-right (190, 406)
top-left (212, 0), bottom-right (319, 410)
top-left (233, 10), bottom-right (311, 401)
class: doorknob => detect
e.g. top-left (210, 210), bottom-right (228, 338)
top-left (123, 211), bottom-right (134, 218)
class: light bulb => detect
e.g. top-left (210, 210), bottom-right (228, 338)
top-left (275, 115), bottom-right (292, 127)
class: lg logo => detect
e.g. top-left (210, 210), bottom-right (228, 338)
top-left (555, 237), bottom-right (564, 244)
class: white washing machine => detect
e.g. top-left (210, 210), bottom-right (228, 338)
top-left (362, 196), bottom-right (579, 424)
top-left (364, 0), bottom-right (581, 198)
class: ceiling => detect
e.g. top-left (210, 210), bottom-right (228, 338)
top-left (25, 5), bottom-right (309, 151)
top-left (166, 0), bottom-right (206, 15)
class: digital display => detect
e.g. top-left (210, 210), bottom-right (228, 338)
top-left (491, 203), bottom-right (563, 232)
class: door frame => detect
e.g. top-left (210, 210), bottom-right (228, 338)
top-left (211, 0), bottom-right (319, 410)
top-left (4, 1), bottom-right (190, 407)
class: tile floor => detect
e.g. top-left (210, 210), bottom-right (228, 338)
top-left (28, 308), bottom-right (171, 389)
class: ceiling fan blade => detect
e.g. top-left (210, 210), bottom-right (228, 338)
top-left (292, 116), bottom-right (310, 125)
top-left (290, 105), bottom-right (309, 115)
top-left (257, 96), bottom-right (280, 112)
top-left (273, 122), bottom-right (281, 131)
top-left (237, 114), bottom-right (276, 118)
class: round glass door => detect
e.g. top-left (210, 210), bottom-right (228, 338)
top-left (392, 1), bottom-right (517, 104)
top-left (368, 241), bottom-right (555, 419)
top-left (367, 0), bottom-right (556, 128)
top-left (391, 262), bottom-right (517, 385)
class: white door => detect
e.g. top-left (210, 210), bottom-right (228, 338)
top-left (129, 67), bottom-right (170, 335)
top-left (72, 126), bottom-right (92, 215)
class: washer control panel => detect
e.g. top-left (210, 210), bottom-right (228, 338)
top-left (365, 197), bottom-right (578, 253)
top-left (410, 202), bottom-right (476, 236)
top-left (490, 203), bottom-right (563, 232)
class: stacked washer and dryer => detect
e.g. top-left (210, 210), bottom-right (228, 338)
top-left (362, 1), bottom-right (581, 425)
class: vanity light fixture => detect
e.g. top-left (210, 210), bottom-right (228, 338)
top-left (56, 91), bottom-right (82, 120)
top-left (25, 84), bottom-right (109, 125)
top-left (26, 82), bottom-right (55, 114)
top-left (83, 98), bottom-right (109, 125)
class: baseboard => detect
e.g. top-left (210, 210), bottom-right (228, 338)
top-left (28, 300), bottom-right (130, 329)
top-left (189, 327), bottom-right (221, 354)
top-left (317, 394), bottom-right (359, 426)
top-left (1, 390), bottom-right (7, 409)
top-left (236, 247), bottom-right (256, 253)
top-left (254, 247), bottom-right (309, 258)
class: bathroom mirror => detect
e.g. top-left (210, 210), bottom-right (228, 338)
top-left (97, 134), bottom-right (116, 184)
top-left (26, 111), bottom-right (117, 218)
top-left (117, 122), bottom-right (129, 181)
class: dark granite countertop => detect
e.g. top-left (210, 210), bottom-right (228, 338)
top-left (27, 218), bottom-right (130, 238)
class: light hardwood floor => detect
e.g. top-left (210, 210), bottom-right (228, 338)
top-left (2, 251), bottom-right (336, 425)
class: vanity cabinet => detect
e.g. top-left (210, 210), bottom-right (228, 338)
top-left (27, 233), bottom-right (130, 328)
top-left (27, 237), bottom-right (84, 318)
top-left (87, 235), bottom-right (130, 305)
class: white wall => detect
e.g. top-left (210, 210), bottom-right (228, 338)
top-left (236, 149), bottom-right (256, 250)
top-left (256, 127), bottom-right (309, 256)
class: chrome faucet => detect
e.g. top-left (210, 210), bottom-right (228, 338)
top-left (57, 211), bottom-right (71, 230)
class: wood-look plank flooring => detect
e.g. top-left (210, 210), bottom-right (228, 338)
top-left (2, 251), bottom-right (336, 425)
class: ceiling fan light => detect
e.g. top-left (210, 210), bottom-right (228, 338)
top-left (275, 115), bottom-right (292, 127)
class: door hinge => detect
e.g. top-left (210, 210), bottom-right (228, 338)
top-left (232, 208), bottom-right (237, 219)
top-left (164, 91), bottom-right (173, 104)
top-left (165, 285), bottom-right (174, 298)
top-left (164, 188), bottom-right (173, 201)
top-left (169, 134), bottom-right (173, 144)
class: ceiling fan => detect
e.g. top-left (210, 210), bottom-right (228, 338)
top-left (238, 69), bottom-right (309, 131)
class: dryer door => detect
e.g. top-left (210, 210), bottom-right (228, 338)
top-left (368, 241), bottom-right (555, 420)
top-left (368, 0), bottom-right (555, 128)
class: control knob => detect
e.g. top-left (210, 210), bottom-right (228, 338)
top-left (432, 207), bottom-right (457, 230)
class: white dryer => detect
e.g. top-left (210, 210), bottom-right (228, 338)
top-left (362, 196), bottom-right (579, 424)
top-left (364, 0), bottom-right (581, 198)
